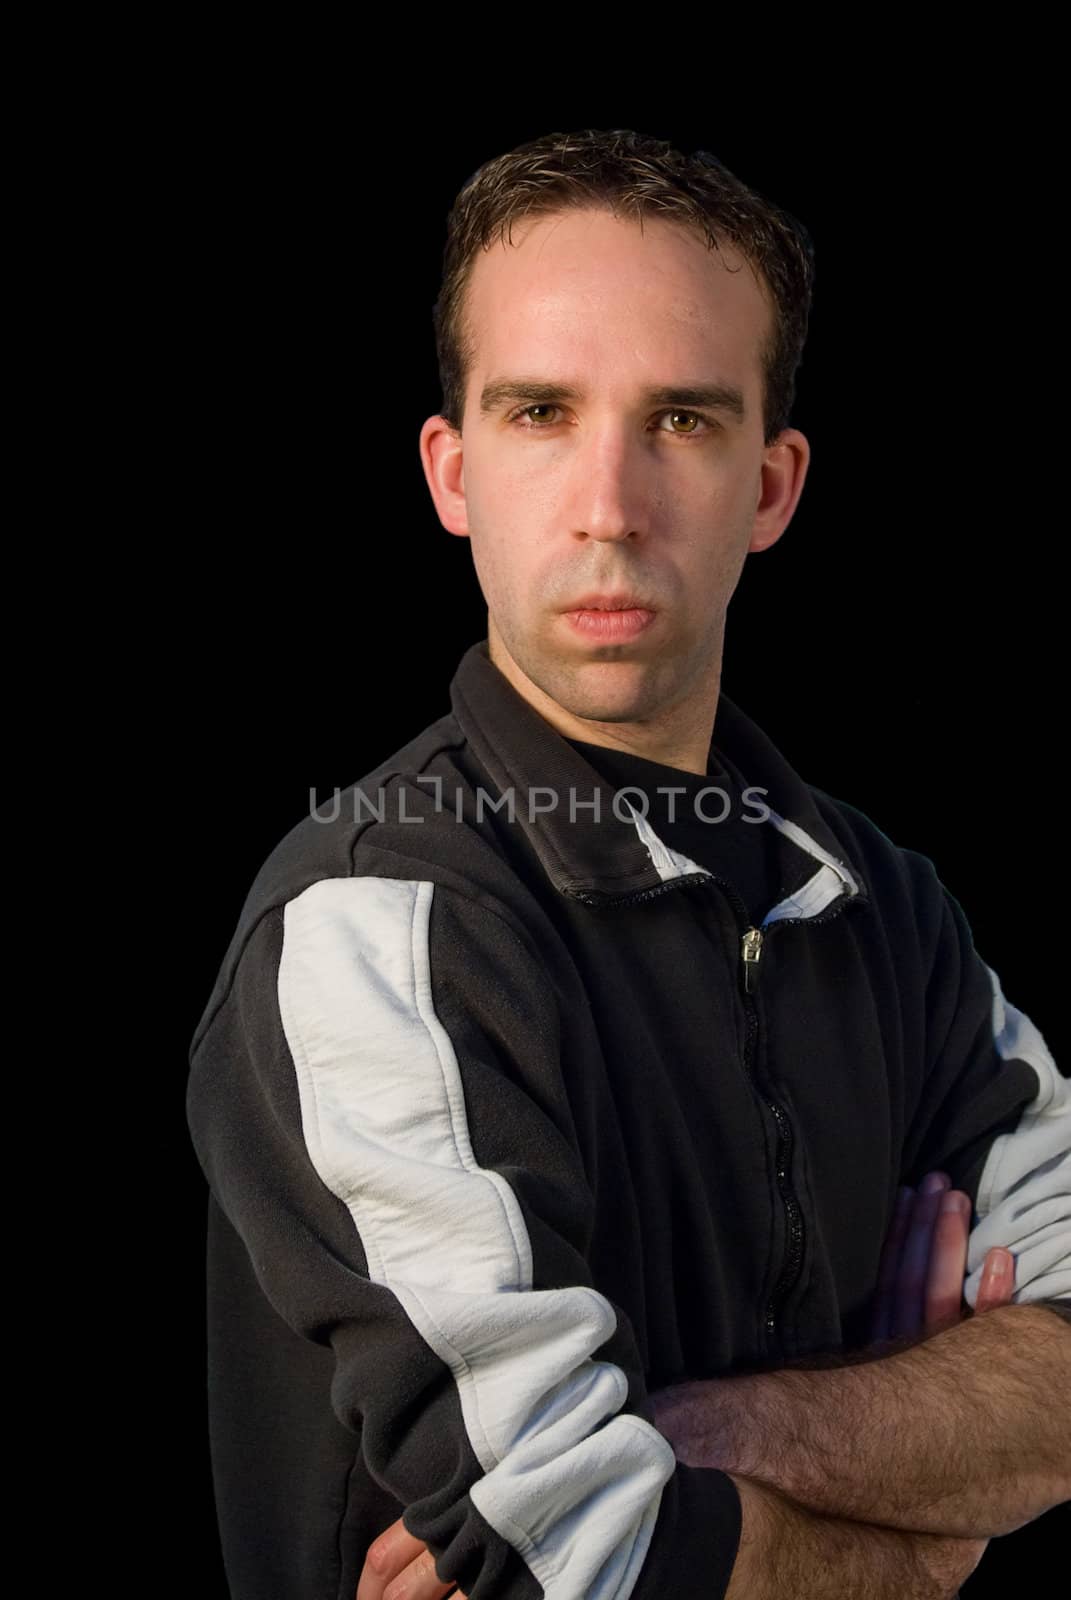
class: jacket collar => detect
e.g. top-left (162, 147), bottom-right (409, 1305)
top-left (449, 639), bottom-right (869, 921)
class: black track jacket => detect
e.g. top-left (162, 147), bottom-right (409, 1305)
top-left (186, 637), bottom-right (1071, 1600)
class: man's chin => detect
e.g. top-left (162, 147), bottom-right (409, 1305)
top-left (532, 655), bottom-right (673, 726)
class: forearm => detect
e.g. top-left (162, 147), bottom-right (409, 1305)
top-left (661, 1305), bottom-right (1071, 1539)
top-left (724, 1473), bottom-right (987, 1600)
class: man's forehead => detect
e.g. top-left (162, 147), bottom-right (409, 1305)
top-left (465, 213), bottom-right (768, 357)
top-left (469, 209), bottom-right (757, 300)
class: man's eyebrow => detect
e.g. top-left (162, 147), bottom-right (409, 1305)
top-left (478, 377), bottom-right (747, 423)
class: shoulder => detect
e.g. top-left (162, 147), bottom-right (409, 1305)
top-left (189, 722), bottom-right (545, 1055)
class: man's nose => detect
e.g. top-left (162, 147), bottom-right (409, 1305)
top-left (567, 430), bottom-right (649, 543)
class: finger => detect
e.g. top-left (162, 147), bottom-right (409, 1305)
top-left (871, 1185), bottom-right (915, 1342)
top-left (923, 1189), bottom-right (971, 1334)
top-left (975, 1247), bottom-right (1016, 1313)
top-left (358, 1517), bottom-right (441, 1600)
top-left (383, 1548), bottom-right (457, 1600)
top-left (891, 1172), bottom-right (950, 1339)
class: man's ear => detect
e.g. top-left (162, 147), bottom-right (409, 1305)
top-left (749, 427), bottom-right (811, 555)
top-left (419, 414), bottom-right (470, 538)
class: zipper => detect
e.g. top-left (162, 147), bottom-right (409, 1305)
top-left (727, 877), bottom-right (866, 1348)
top-left (687, 872), bottom-right (849, 1349)
top-left (725, 876), bottom-right (866, 1347)
top-left (741, 927), bottom-right (763, 992)
top-left (715, 879), bottom-right (804, 1352)
top-left (569, 865), bottom-right (860, 1352)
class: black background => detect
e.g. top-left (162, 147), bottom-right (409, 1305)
top-left (160, 84), bottom-right (1066, 1597)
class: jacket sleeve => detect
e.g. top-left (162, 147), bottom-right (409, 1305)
top-left (898, 856), bottom-right (1070, 1316)
top-left (186, 871), bottom-right (744, 1600)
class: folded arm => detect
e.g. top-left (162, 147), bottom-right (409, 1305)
top-left (687, 853), bottom-right (1071, 1544)
top-left (654, 1298), bottom-right (1071, 1539)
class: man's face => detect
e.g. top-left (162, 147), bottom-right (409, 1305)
top-left (421, 207), bottom-right (808, 737)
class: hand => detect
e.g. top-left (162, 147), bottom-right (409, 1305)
top-left (356, 1516), bottom-right (465, 1600)
top-left (868, 1169), bottom-right (1015, 1346)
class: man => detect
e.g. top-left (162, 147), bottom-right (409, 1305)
top-left (186, 130), bottom-right (1070, 1599)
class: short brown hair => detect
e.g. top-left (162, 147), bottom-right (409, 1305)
top-left (431, 128), bottom-right (816, 448)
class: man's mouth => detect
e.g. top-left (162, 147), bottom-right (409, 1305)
top-left (561, 603), bottom-right (658, 641)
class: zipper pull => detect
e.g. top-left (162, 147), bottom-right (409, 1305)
top-left (741, 927), bottom-right (764, 994)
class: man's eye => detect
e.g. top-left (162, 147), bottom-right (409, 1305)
top-left (506, 406), bottom-right (715, 436)
top-left (657, 410), bottom-right (713, 436)
top-left (509, 404), bottom-right (561, 427)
